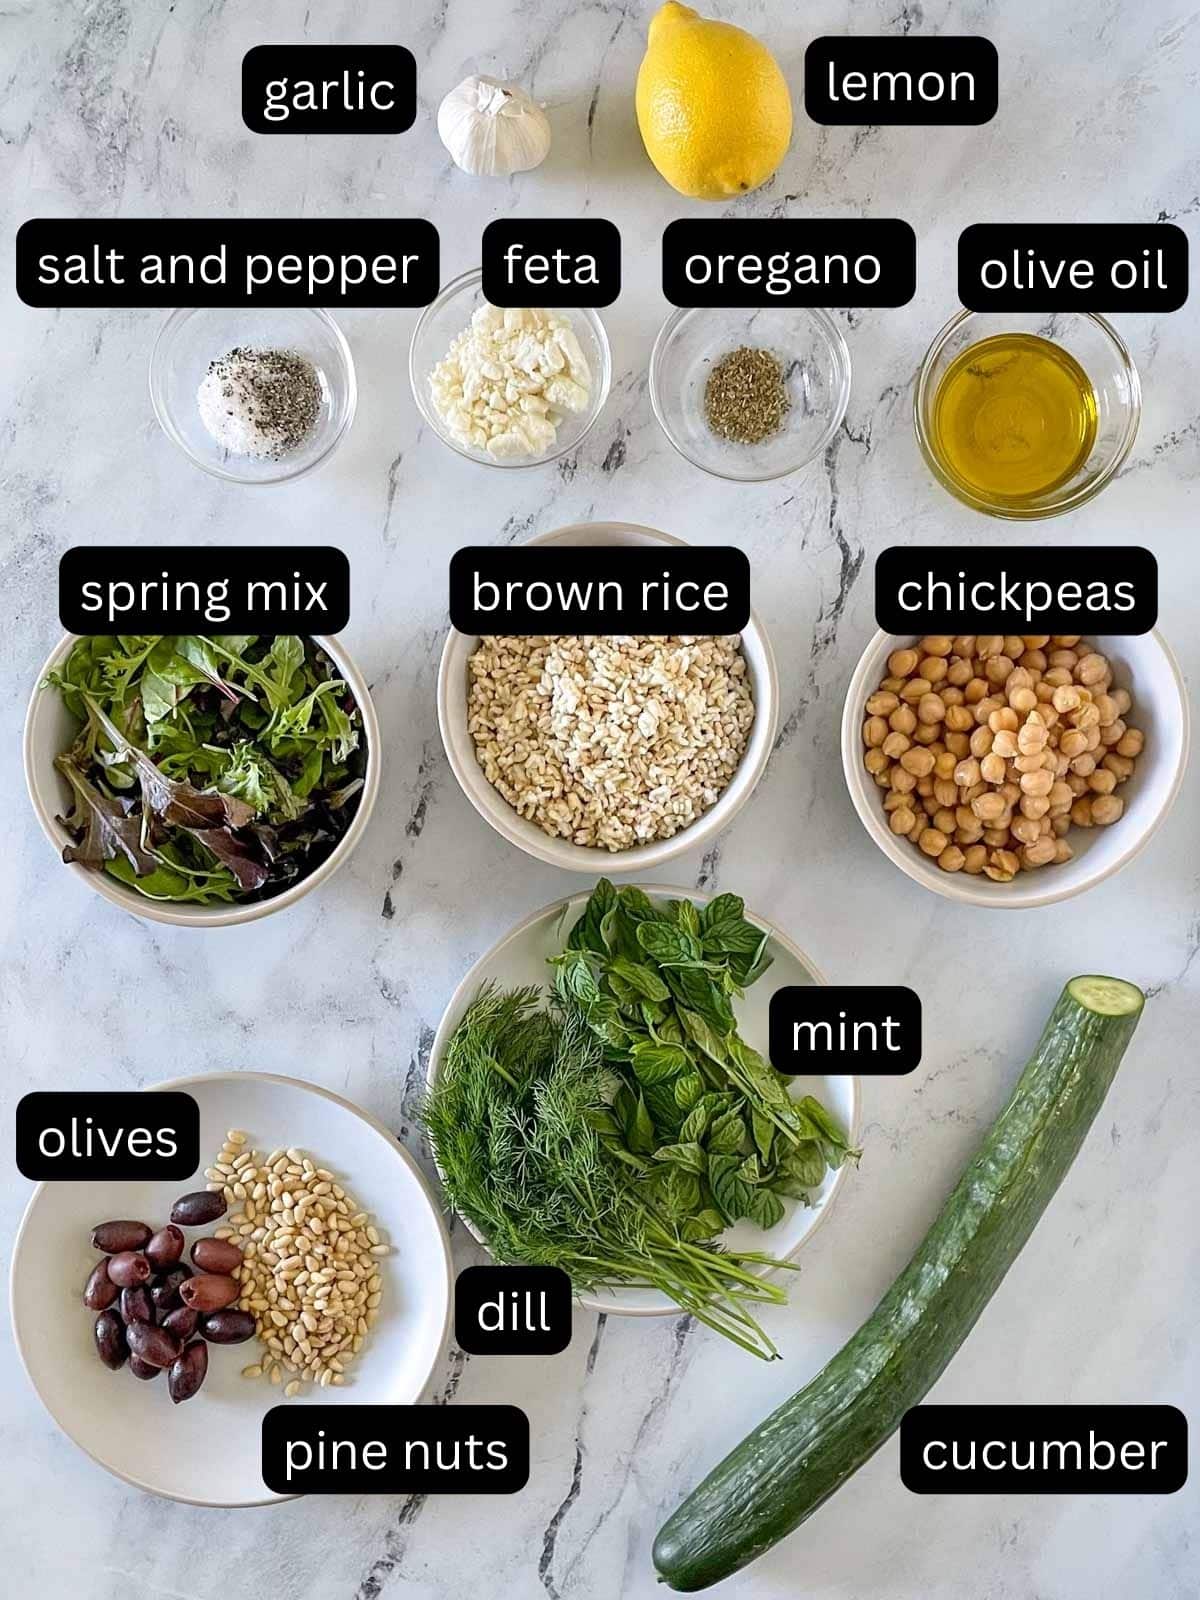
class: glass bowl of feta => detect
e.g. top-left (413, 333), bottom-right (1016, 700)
top-left (409, 269), bottom-right (611, 469)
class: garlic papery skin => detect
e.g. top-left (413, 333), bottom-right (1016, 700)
top-left (437, 75), bottom-right (551, 177)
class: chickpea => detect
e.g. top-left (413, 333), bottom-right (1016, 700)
top-left (866, 691), bottom-right (899, 717)
top-left (1022, 837), bottom-right (1058, 867)
top-left (900, 676), bottom-right (933, 703)
top-left (1011, 814), bottom-right (1041, 845)
top-left (1022, 635), bottom-right (1051, 649)
top-left (883, 789), bottom-right (907, 811)
top-left (1051, 635), bottom-right (1081, 647)
top-left (969, 726), bottom-right (994, 758)
top-left (864, 748), bottom-right (889, 775)
top-left (1034, 680), bottom-right (1055, 703)
top-left (984, 849), bottom-right (1019, 882)
top-left (889, 704), bottom-right (918, 735)
top-left (955, 803), bottom-right (983, 831)
top-left (1093, 692), bottom-right (1118, 726)
top-left (918, 827), bottom-right (948, 857)
top-left (888, 647), bottom-right (920, 677)
top-left (1103, 752), bottom-right (1134, 780)
top-left (1091, 794), bottom-right (1124, 825)
top-left (941, 685), bottom-right (965, 707)
top-left (977, 635), bottom-right (1004, 658)
top-left (915, 775), bottom-right (936, 798)
top-left (1053, 838), bottom-right (1073, 862)
top-left (1051, 684), bottom-right (1082, 713)
top-left (889, 807), bottom-right (916, 835)
top-left (874, 770), bottom-right (892, 788)
top-left (1117, 728), bottom-right (1144, 758)
top-left (1020, 793), bottom-right (1051, 820)
top-left (953, 636), bottom-right (977, 657)
top-left (918, 692), bottom-right (946, 725)
top-left (1013, 750), bottom-right (1047, 774)
top-left (863, 716), bottom-right (888, 747)
top-left (972, 791), bottom-right (1007, 823)
top-left (964, 677), bottom-right (989, 704)
top-left (938, 844), bottom-right (966, 872)
top-left (954, 757), bottom-right (982, 788)
top-left (933, 750), bottom-right (956, 779)
top-left (1047, 648), bottom-right (1078, 670)
top-left (1071, 702), bottom-right (1101, 731)
top-left (1020, 768), bottom-right (1054, 798)
top-left (988, 707), bottom-right (1018, 734)
top-left (920, 635), bottom-right (953, 657)
top-left (1111, 688), bottom-right (1132, 716)
top-left (933, 780), bottom-right (958, 810)
top-left (1070, 796), bottom-right (1095, 827)
top-left (1052, 813), bottom-right (1071, 837)
top-left (920, 656), bottom-right (949, 684)
top-left (921, 793), bottom-right (939, 815)
top-left (1021, 649), bottom-right (1048, 672)
top-left (1070, 753), bottom-right (1096, 778)
top-left (1075, 652), bottom-right (1108, 686)
top-left (881, 675), bottom-right (906, 693)
top-left (1089, 768), bottom-right (1117, 795)
top-left (882, 731), bottom-right (911, 759)
top-left (945, 732), bottom-right (971, 757)
top-left (991, 729), bottom-right (1019, 759)
top-left (890, 766), bottom-right (917, 794)
top-left (1002, 635), bottom-right (1023, 659)
top-left (945, 704), bottom-right (974, 732)
top-left (913, 724), bottom-right (940, 746)
top-left (933, 806), bottom-right (957, 833)
top-left (1043, 666), bottom-right (1073, 687)
top-left (1008, 686), bottom-right (1038, 714)
top-left (1098, 718), bottom-right (1126, 746)
top-left (984, 655), bottom-right (1015, 685)
top-left (962, 844), bottom-right (987, 874)
top-left (1059, 729), bottom-right (1088, 759)
top-left (946, 657), bottom-right (973, 687)
top-left (979, 752), bottom-right (1006, 785)
top-left (983, 826), bottom-right (1010, 847)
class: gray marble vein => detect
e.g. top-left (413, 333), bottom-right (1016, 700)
top-left (1, 1), bottom-right (1198, 1596)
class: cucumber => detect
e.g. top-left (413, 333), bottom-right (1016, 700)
top-left (653, 975), bottom-right (1145, 1591)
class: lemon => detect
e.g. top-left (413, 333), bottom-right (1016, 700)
top-left (636, 2), bottom-right (792, 200)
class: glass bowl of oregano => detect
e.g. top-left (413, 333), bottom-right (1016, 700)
top-left (649, 305), bottom-right (851, 482)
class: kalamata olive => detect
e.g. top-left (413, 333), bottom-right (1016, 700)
top-left (120, 1285), bottom-right (155, 1327)
top-left (169, 1191), bottom-right (227, 1227)
top-left (107, 1251), bottom-right (151, 1288)
top-left (90, 1220), bottom-right (152, 1254)
top-left (129, 1356), bottom-right (160, 1380)
top-left (168, 1339), bottom-right (209, 1404)
top-left (200, 1309), bottom-right (256, 1344)
top-left (179, 1273), bottom-right (239, 1313)
top-left (191, 1237), bottom-right (243, 1274)
top-left (126, 1321), bottom-right (183, 1370)
top-left (161, 1306), bottom-right (199, 1341)
top-left (150, 1263), bottom-right (193, 1312)
top-left (94, 1309), bottom-right (128, 1370)
top-left (83, 1259), bottom-right (119, 1311)
top-left (145, 1225), bottom-right (185, 1271)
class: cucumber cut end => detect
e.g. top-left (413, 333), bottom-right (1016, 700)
top-left (1067, 975), bottom-right (1145, 1017)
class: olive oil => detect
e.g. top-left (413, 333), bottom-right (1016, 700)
top-left (930, 333), bottom-right (1098, 503)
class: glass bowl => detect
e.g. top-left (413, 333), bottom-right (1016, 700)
top-left (408, 268), bottom-right (611, 469)
top-left (149, 307), bottom-right (357, 485)
top-left (648, 304), bottom-right (851, 481)
top-left (914, 309), bottom-right (1141, 519)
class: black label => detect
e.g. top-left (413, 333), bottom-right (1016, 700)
top-left (901, 1406), bottom-right (1188, 1494)
top-left (16, 1091), bottom-right (200, 1181)
top-left (663, 219), bottom-right (916, 308)
top-left (449, 544), bottom-right (750, 634)
top-left (482, 220), bottom-right (620, 308)
top-left (875, 547), bottom-right (1157, 634)
top-left (242, 45), bottom-right (417, 134)
top-left (16, 219), bottom-right (439, 307)
top-left (769, 987), bottom-right (921, 1076)
top-left (958, 224), bottom-right (1188, 312)
top-left (805, 37), bottom-right (998, 124)
top-left (261, 1405), bottom-right (529, 1494)
top-left (454, 1266), bottom-right (572, 1355)
top-left (60, 546), bottom-right (351, 633)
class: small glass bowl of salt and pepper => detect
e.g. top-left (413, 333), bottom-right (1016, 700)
top-left (149, 307), bottom-right (357, 485)
top-left (648, 304), bottom-right (852, 481)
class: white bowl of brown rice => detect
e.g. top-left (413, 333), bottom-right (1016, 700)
top-left (437, 522), bottom-right (779, 872)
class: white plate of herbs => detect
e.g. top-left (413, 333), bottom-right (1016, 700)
top-left (426, 883), bottom-right (861, 1360)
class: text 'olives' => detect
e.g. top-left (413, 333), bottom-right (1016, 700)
top-left (169, 1191), bottom-right (228, 1227)
top-left (145, 1225), bottom-right (185, 1271)
top-left (200, 1309), bottom-right (256, 1344)
top-left (191, 1237), bottom-right (243, 1274)
top-left (168, 1340), bottom-right (209, 1404)
top-left (120, 1286), bottom-right (155, 1327)
top-left (91, 1220), bottom-right (152, 1255)
top-left (107, 1251), bottom-right (151, 1288)
top-left (94, 1309), bottom-right (129, 1371)
top-left (179, 1273), bottom-right (239, 1313)
top-left (82, 1259), bottom-right (119, 1311)
top-left (127, 1321), bottom-right (183, 1370)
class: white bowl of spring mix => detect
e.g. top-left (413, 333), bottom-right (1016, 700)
top-left (24, 632), bottom-right (380, 927)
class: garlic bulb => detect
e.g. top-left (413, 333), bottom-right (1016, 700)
top-left (437, 75), bottom-right (551, 177)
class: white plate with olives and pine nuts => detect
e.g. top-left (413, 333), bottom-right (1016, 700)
top-left (841, 630), bottom-right (1189, 909)
top-left (10, 1073), bottom-right (452, 1505)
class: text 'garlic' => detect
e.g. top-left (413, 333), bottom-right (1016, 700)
top-left (437, 75), bottom-right (551, 177)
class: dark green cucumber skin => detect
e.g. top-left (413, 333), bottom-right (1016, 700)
top-left (653, 980), bottom-right (1144, 1592)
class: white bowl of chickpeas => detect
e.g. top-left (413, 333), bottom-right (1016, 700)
top-left (842, 630), bottom-right (1188, 907)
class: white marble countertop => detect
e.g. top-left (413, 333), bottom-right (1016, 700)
top-left (1, 1), bottom-right (1197, 1596)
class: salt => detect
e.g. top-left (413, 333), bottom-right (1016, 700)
top-left (197, 346), bottom-right (322, 460)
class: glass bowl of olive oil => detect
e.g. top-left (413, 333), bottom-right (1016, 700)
top-left (915, 311), bottom-right (1141, 518)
